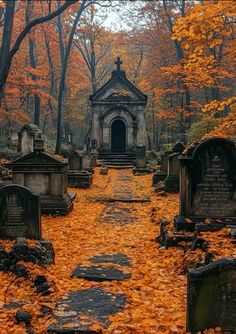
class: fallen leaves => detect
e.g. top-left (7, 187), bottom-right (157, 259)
top-left (0, 168), bottom-right (234, 333)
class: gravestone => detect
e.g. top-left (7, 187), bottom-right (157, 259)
top-left (0, 184), bottom-right (41, 239)
top-left (18, 124), bottom-right (41, 156)
top-left (68, 151), bottom-right (83, 170)
top-left (135, 145), bottom-right (146, 168)
top-left (82, 152), bottom-right (93, 172)
top-left (7, 140), bottom-right (75, 215)
top-left (67, 151), bottom-right (93, 188)
top-left (133, 145), bottom-right (151, 174)
top-left (152, 150), bottom-right (172, 186)
top-left (165, 142), bottom-right (184, 192)
top-left (187, 257), bottom-right (236, 333)
top-left (180, 137), bottom-right (236, 224)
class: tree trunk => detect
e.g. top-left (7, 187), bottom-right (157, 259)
top-left (0, 1), bottom-right (15, 101)
top-left (55, 0), bottom-right (88, 154)
top-left (26, 0), bottom-right (41, 127)
top-left (0, 0), bottom-right (78, 96)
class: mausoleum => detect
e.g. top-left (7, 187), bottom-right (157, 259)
top-left (89, 58), bottom-right (148, 154)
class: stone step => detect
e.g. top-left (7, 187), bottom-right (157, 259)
top-left (98, 152), bottom-right (136, 166)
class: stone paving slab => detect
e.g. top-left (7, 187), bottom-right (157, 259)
top-left (72, 265), bottom-right (131, 281)
top-left (47, 288), bottom-right (126, 333)
top-left (89, 253), bottom-right (131, 267)
top-left (99, 204), bottom-right (137, 224)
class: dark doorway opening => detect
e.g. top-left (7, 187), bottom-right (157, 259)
top-left (111, 119), bottom-right (126, 152)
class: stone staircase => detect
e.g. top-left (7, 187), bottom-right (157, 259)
top-left (98, 152), bottom-right (136, 167)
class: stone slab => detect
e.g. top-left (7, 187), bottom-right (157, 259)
top-left (47, 288), bottom-right (126, 332)
top-left (72, 265), bottom-right (131, 281)
top-left (89, 253), bottom-right (131, 267)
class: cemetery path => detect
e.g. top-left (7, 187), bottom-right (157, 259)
top-left (0, 168), bottom-right (235, 334)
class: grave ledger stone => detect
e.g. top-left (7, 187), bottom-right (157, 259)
top-left (187, 257), bottom-right (236, 333)
top-left (0, 184), bottom-right (41, 239)
top-left (6, 141), bottom-right (75, 215)
top-left (179, 137), bottom-right (236, 224)
top-left (67, 151), bottom-right (93, 188)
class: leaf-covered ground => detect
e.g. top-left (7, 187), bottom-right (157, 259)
top-left (0, 168), bottom-right (235, 333)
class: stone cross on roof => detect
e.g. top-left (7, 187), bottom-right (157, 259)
top-left (115, 57), bottom-right (122, 71)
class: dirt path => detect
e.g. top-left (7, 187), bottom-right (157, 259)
top-left (0, 168), bottom-right (233, 333)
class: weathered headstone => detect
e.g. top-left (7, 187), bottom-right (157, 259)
top-left (100, 166), bottom-right (108, 175)
top-left (0, 184), bottom-right (41, 239)
top-left (18, 124), bottom-right (41, 156)
top-left (187, 257), bottom-right (236, 333)
top-left (67, 151), bottom-right (93, 188)
top-left (7, 140), bottom-right (75, 215)
top-left (165, 142), bottom-right (184, 192)
top-left (82, 152), bottom-right (93, 172)
top-left (68, 151), bottom-right (83, 170)
top-left (180, 138), bottom-right (236, 224)
top-left (152, 150), bottom-right (172, 186)
top-left (135, 145), bottom-right (146, 168)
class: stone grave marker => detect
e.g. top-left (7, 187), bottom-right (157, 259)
top-left (7, 139), bottom-right (75, 215)
top-left (68, 151), bottom-right (83, 170)
top-left (187, 257), bottom-right (236, 333)
top-left (67, 151), bottom-right (93, 188)
top-left (165, 142), bottom-right (184, 192)
top-left (18, 123), bottom-right (41, 156)
top-left (179, 137), bottom-right (236, 224)
top-left (0, 184), bottom-right (41, 239)
top-left (152, 150), bottom-right (172, 186)
top-left (82, 152), bottom-right (93, 172)
top-left (135, 145), bottom-right (146, 168)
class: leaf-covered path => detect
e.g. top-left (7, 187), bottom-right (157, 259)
top-left (0, 168), bottom-right (234, 334)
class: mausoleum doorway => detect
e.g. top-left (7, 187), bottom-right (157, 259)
top-left (111, 119), bottom-right (126, 152)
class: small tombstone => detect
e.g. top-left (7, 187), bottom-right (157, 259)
top-left (18, 124), bottom-right (41, 156)
top-left (82, 153), bottom-right (93, 172)
top-left (135, 145), bottom-right (146, 169)
top-left (152, 150), bottom-right (172, 187)
top-left (0, 184), bottom-right (41, 239)
top-left (165, 142), bottom-right (185, 192)
top-left (67, 151), bottom-right (93, 188)
top-left (187, 257), bottom-right (236, 333)
top-left (68, 151), bottom-right (83, 170)
top-left (100, 166), bottom-right (108, 175)
top-left (180, 137), bottom-right (236, 223)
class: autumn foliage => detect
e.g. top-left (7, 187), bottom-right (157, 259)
top-left (0, 169), bottom-right (234, 333)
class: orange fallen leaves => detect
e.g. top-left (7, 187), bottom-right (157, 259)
top-left (0, 168), bottom-right (234, 333)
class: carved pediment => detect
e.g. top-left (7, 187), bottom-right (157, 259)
top-left (9, 151), bottom-right (66, 166)
top-left (89, 72), bottom-right (147, 104)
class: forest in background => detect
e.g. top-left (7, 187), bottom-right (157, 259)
top-left (0, 0), bottom-right (235, 157)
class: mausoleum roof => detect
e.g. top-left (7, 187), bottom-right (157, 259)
top-left (89, 58), bottom-right (147, 104)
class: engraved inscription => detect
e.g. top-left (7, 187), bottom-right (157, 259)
top-left (5, 195), bottom-right (24, 225)
top-left (194, 156), bottom-right (234, 217)
top-left (25, 173), bottom-right (50, 195)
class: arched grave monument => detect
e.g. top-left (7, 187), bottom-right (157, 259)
top-left (179, 137), bottom-right (236, 224)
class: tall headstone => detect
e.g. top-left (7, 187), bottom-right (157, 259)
top-left (0, 185), bottom-right (41, 239)
top-left (179, 137), bottom-right (236, 224)
top-left (7, 140), bottom-right (75, 215)
top-left (82, 153), bottom-right (93, 172)
top-left (135, 145), bottom-right (146, 168)
top-left (67, 151), bottom-right (93, 188)
top-left (187, 258), bottom-right (236, 333)
top-left (152, 150), bottom-right (172, 187)
top-left (165, 142), bottom-right (184, 192)
top-left (18, 124), bottom-right (41, 156)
